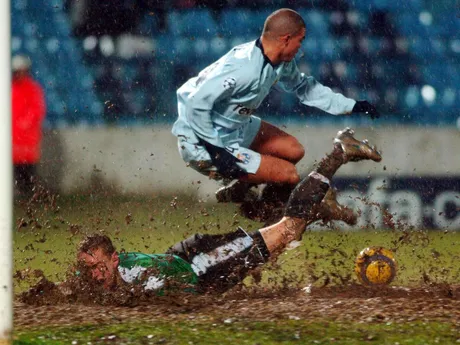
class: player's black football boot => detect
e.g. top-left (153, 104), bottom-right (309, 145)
top-left (333, 127), bottom-right (382, 163)
top-left (316, 187), bottom-right (357, 226)
top-left (215, 180), bottom-right (258, 203)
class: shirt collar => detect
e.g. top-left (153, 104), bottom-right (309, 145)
top-left (255, 38), bottom-right (276, 68)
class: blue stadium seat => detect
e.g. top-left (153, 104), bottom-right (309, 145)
top-left (168, 10), bottom-right (218, 38)
top-left (422, 63), bottom-right (458, 88)
top-left (400, 87), bottom-right (426, 120)
top-left (348, 10), bottom-right (369, 32)
top-left (429, 88), bottom-right (458, 125)
top-left (298, 10), bottom-right (329, 38)
top-left (79, 72), bottom-right (95, 91)
top-left (192, 38), bottom-right (210, 59)
top-left (345, 63), bottom-right (358, 81)
top-left (123, 64), bottom-right (138, 84)
top-left (208, 37), bottom-right (229, 60)
top-left (428, 38), bottom-right (448, 57)
top-left (408, 37), bottom-right (449, 61)
top-left (22, 0), bottom-right (51, 11)
top-left (11, 1), bottom-right (459, 127)
top-left (336, 36), bottom-right (354, 57)
top-left (88, 100), bottom-right (104, 121)
top-left (221, 9), bottom-right (270, 37)
top-left (44, 90), bottom-right (67, 128)
top-left (372, 0), bottom-right (423, 12)
top-left (53, 12), bottom-right (73, 37)
top-left (33, 16), bottom-right (61, 38)
top-left (366, 37), bottom-right (383, 56)
top-left (11, 13), bottom-right (27, 36)
top-left (138, 14), bottom-right (158, 36)
top-left (320, 38), bottom-right (341, 61)
top-left (302, 38), bottom-right (321, 62)
top-left (438, 87), bottom-right (457, 109)
top-left (22, 21), bottom-right (39, 38)
top-left (172, 37), bottom-right (195, 63)
top-left (348, 0), bottom-right (423, 12)
top-left (11, 36), bottom-right (23, 54)
top-left (9, 2), bottom-right (115, 125)
top-left (347, 0), bottom-right (372, 12)
top-left (425, 12), bottom-right (457, 38)
top-left (152, 35), bottom-right (173, 60)
top-left (448, 39), bottom-right (460, 57)
top-left (394, 13), bottom-right (429, 37)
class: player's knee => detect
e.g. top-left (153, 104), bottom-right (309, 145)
top-left (293, 144), bottom-right (305, 162)
top-left (283, 165), bottom-right (301, 185)
top-left (287, 139), bottom-right (305, 163)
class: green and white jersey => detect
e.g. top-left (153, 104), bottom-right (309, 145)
top-left (117, 252), bottom-right (199, 293)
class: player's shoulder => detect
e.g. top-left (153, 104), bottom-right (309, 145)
top-left (222, 40), bottom-right (265, 84)
top-left (225, 41), bottom-right (263, 68)
top-left (118, 252), bottom-right (157, 267)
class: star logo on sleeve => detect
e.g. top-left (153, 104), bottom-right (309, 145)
top-left (223, 77), bottom-right (236, 90)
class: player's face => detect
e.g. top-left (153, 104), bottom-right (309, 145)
top-left (78, 248), bottom-right (119, 288)
top-left (281, 28), bottom-right (306, 62)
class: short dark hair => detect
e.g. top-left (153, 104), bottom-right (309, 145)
top-left (78, 234), bottom-right (116, 256)
top-left (262, 8), bottom-right (306, 38)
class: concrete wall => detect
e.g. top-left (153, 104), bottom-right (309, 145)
top-left (38, 125), bottom-right (460, 199)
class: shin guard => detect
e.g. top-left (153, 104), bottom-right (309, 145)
top-left (283, 172), bottom-right (330, 219)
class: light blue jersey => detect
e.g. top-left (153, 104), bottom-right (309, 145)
top-left (172, 39), bottom-right (356, 176)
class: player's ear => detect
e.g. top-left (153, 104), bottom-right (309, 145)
top-left (111, 252), bottom-right (120, 267)
top-left (279, 33), bottom-right (291, 46)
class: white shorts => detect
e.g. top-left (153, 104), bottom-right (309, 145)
top-left (178, 116), bottom-right (262, 177)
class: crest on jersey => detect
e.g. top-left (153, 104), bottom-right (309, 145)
top-left (223, 77), bottom-right (236, 90)
top-left (237, 152), bottom-right (251, 165)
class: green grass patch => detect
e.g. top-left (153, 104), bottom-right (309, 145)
top-left (13, 194), bottom-right (460, 344)
top-left (14, 320), bottom-right (460, 345)
top-left (13, 194), bottom-right (460, 291)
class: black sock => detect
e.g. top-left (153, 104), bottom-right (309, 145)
top-left (315, 145), bottom-right (344, 180)
top-left (260, 183), bottom-right (296, 203)
top-left (283, 173), bottom-right (330, 219)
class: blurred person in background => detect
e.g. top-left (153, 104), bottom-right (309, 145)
top-left (172, 8), bottom-right (380, 214)
top-left (77, 128), bottom-right (380, 293)
top-left (12, 55), bottom-right (46, 200)
top-left (65, 0), bottom-right (169, 37)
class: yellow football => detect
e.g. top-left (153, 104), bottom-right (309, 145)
top-left (355, 246), bottom-right (397, 286)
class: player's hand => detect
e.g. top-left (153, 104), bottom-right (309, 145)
top-left (352, 101), bottom-right (380, 119)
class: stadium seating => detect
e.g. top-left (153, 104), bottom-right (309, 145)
top-left (11, 0), bottom-right (459, 127)
top-left (12, 1), bottom-right (104, 128)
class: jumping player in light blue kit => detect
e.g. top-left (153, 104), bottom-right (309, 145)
top-left (172, 8), bottom-right (380, 210)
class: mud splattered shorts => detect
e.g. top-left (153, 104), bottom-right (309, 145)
top-left (177, 116), bottom-right (262, 178)
top-left (166, 227), bottom-right (270, 293)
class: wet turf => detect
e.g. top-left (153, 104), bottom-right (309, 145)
top-left (14, 320), bottom-right (460, 345)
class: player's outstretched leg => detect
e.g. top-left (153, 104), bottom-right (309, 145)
top-left (239, 127), bottom-right (381, 223)
top-left (167, 176), bottom-right (359, 293)
top-left (315, 187), bottom-right (357, 226)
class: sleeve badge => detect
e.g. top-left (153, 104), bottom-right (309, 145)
top-left (223, 77), bottom-right (236, 90)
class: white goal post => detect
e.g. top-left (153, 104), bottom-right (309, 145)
top-left (0, 0), bottom-right (13, 343)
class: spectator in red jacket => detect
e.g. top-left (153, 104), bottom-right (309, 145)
top-left (12, 55), bottom-right (46, 199)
